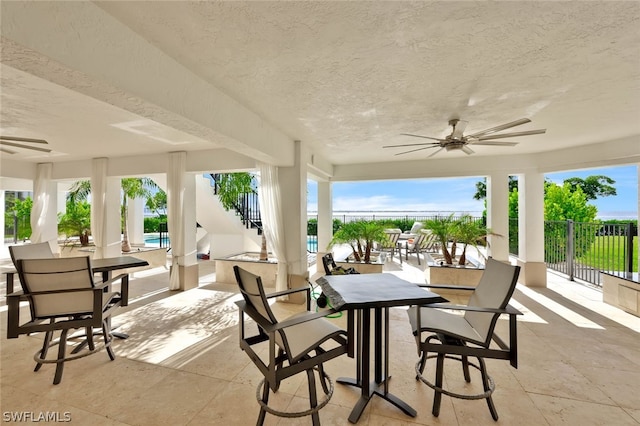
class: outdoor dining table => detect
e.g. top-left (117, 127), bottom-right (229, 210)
top-left (315, 273), bottom-right (447, 423)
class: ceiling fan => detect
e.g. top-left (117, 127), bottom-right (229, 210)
top-left (383, 118), bottom-right (546, 157)
top-left (0, 136), bottom-right (51, 155)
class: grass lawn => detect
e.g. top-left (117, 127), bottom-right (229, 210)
top-left (579, 236), bottom-right (638, 272)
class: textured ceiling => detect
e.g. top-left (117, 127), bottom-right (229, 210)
top-left (1, 1), bottom-right (639, 167)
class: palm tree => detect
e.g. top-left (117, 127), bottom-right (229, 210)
top-left (452, 215), bottom-right (500, 266)
top-left (423, 214), bottom-right (457, 265)
top-left (329, 220), bottom-right (389, 263)
top-left (67, 178), bottom-right (160, 252)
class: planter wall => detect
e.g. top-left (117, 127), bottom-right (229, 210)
top-left (215, 252), bottom-right (278, 287)
top-left (424, 253), bottom-right (484, 296)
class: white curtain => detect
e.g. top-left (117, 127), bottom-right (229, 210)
top-left (257, 162), bottom-right (288, 293)
top-left (91, 158), bottom-right (108, 259)
top-left (30, 163), bottom-right (52, 244)
top-left (168, 152), bottom-right (186, 290)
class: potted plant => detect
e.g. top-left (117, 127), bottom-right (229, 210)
top-left (58, 200), bottom-right (91, 246)
top-left (328, 220), bottom-right (390, 264)
top-left (452, 215), bottom-right (498, 266)
top-left (423, 214), bottom-right (457, 265)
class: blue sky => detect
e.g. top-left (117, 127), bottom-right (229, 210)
top-left (307, 165), bottom-right (638, 220)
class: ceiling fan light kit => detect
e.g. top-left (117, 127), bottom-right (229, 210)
top-left (384, 118), bottom-right (546, 157)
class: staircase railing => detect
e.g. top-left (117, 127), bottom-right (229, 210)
top-left (209, 173), bottom-right (262, 234)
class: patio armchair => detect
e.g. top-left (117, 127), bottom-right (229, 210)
top-left (378, 228), bottom-right (402, 263)
top-left (407, 258), bottom-right (522, 421)
top-left (400, 221), bottom-right (424, 239)
top-left (234, 266), bottom-right (348, 425)
top-left (404, 229), bottom-right (439, 265)
top-left (6, 256), bottom-right (126, 384)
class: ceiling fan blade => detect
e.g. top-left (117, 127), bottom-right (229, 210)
top-left (461, 145), bottom-right (475, 155)
top-left (394, 145), bottom-right (441, 155)
top-left (427, 147), bottom-right (445, 158)
top-left (0, 135), bottom-right (48, 144)
top-left (477, 129), bottom-right (546, 140)
top-left (400, 133), bottom-right (444, 142)
top-left (466, 118), bottom-right (532, 138)
top-left (383, 142), bottom-right (440, 148)
top-left (451, 120), bottom-right (468, 139)
top-left (1, 147), bottom-right (17, 154)
top-left (470, 141), bottom-right (519, 146)
top-left (0, 141), bottom-right (52, 153)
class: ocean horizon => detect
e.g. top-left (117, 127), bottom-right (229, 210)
top-left (307, 210), bottom-right (638, 221)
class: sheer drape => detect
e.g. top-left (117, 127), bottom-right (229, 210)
top-left (30, 163), bottom-right (52, 244)
top-left (91, 158), bottom-right (108, 259)
top-left (168, 152), bottom-right (186, 290)
top-left (257, 162), bottom-right (288, 292)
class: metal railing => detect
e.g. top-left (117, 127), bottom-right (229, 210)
top-left (209, 174), bottom-right (262, 233)
top-left (545, 220), bottom-right (637, 285)
top-left (307, 214), bottom-right (638, 286)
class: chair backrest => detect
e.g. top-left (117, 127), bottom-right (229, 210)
top-left (18, 256), bottom-right (95, 319)
top-left (383, 229), bottom-right (401, 247)
top-left (234, 266), bottom-right (293, 356)
top-left (9, 242), bottom-right (54, 270)
top-left (407, 231), bottom-right (427, 249)
top-left (465, 258), bottom-right (520, 347)
top-left (234, 265), bottom-right (279, 327)
top-left (408, 222), bottom-right (424, 234)
top-left (322, 253), bottom-right (337, 275)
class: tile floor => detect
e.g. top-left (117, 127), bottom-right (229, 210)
top-left (1, 254), bottom-right (639, 425)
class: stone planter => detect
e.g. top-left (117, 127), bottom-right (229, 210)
top-left (336, 252), bottom-right (386, 274)
top-left (423, 253), bottom-right (484, 295)
top-left (215, 252), bottom-right (278, 287)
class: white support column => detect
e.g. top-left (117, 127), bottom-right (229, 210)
top-left (278, 141), bottom-right (308, 281)
top-left (316, 180), bottom-right (333, 273)
top-left (91, 158), bottom-right (121, 259)
top-left (127, 196), bottom-right (145, 247)
top-left (486, 171), bottom-right (510, 262)
top-left (167, 152), bottom-right (198, 291)
top-left (30, 163), bottom-right (59, 254)
top-left (517, 171), bottom-right (547, 287)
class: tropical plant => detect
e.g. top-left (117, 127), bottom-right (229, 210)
top-left (58, 200), bottom-right (91, 245)
top-left (328, 220), bottom-right (390, 263)
top-left (215, 172), bottom-right (255, 211)
top-left (451, 215), bottom-right (498, 266)
top-left (12, 196), bottom-right (33, 241)
top-left (423, 214), bottom-right (457, 265)
top-left (67, 178), bottom-right (161, 252)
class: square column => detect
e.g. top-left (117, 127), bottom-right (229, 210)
top-left (167, 152), bottom-right (198, 291)
top-left (316, 180), bottom-right (333, 273)
top-left (517, 171), bottom-right (547, 287)
top-left (30, 163), bottom-right (59, 254)
top-left (486, 171), bottom-right (510, 261)
top-left (278, 141), bottom-right (308, 278)
top-left (91, 158), bottom-right (121, 259)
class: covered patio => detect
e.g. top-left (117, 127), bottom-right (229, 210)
top-left (1, 2), bottom-right (639, 424)
top-left (2, 255), bottom-right (639, 425)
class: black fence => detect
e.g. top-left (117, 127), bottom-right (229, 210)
top-left (307, 214), bottom-right (638, 287)
top-left (545, 220), bottom-right (637, 286)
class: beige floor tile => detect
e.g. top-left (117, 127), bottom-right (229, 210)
top-left (529, 393), bottom-right (638, 426)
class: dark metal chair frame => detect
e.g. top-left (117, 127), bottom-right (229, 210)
top-left (234, 265), bottom-right (348, 425)
top-left (7, 256), bottom-right (128, 385)
top-left (409, 258), bottom-right (523, 421)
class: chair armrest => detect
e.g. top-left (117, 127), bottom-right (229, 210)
top-left (422, 303), bottom-right (522, 315)
top-left (235, 300), bottom-right (338, 333)
top-left (265, 286), bottom-right (310, 299)
top-left (266, 286), bottom-right (311, 311)
top-left (418, 284), bottom-right (476, 291)
top-left (94, 273), bottom-right (129, 306)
